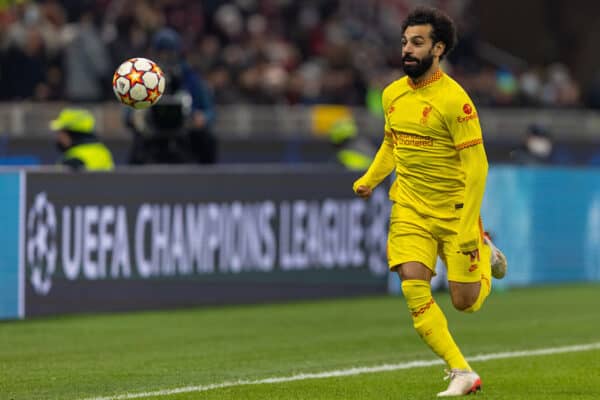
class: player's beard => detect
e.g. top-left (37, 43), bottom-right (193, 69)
top-left (402, 51), bottom-right (435, 79)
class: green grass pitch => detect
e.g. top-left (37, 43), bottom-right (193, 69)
top-left (1, 284), bottom-right (599, 399)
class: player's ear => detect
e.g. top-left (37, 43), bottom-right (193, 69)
top-left (433, 41), bottom-right (445, 57)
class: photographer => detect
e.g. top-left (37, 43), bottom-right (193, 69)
top-left (127, 28), bottom-right (217, 164)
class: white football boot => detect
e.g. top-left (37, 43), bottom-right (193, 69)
top-left (483, 232), bottom-right (507, 279)
top-left (437, 369), bottom-right (482, 397)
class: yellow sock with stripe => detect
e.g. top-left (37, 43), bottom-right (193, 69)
top-left (401, 279), bottom-right (471, 371)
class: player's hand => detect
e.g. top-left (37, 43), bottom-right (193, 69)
top-left (354, 185), bottom-right (372, 199)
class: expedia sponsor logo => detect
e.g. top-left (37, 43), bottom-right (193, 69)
top-left (26, 192), bottom-right (390, 296)
top-left (457, 112), bottom-right (478, 123)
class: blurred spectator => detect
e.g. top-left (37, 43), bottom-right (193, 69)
top-left (0, 0), bottom-right (588, 109)
top-left (328, 117), bottom-right (375, 171)
top-left (126, 28), bottom-right (217, 164)
top-left (1, 27), bottom-right (50, 100)
top-left (509, 124), bottom-right (571, 165)
top-left (539, 63), bottom-right (580, 107)
top-left (50, 107), bottom-right (114, 170)
top-left (518, 67), bottom-right (544, 106)
top-left (63, 6), bottom-right (110, 101)
top-left (106, 14), bottom-right (147, 68)
top-left (584, 71), bottom-right (600, 109)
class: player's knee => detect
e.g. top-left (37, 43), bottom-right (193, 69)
top-left (463, 301), bottom-right (482, 313)
top-left (452, 289), bottom-right (487, 313)
top-left (401, 279), bottom-right (430, 300)
top-left (450, 292), bottom-right (478, 312)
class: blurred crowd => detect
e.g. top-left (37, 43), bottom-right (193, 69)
top-left (0, 0), bottom-right (592, 109)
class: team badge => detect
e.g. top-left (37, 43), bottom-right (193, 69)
top-left (420, 105), bottom-right (433, 125)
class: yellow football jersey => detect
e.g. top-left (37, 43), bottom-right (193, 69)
top-left (381, 69), bottom-right (484, 220)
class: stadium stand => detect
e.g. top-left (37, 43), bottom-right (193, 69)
top-left (0, 0), bottom-right (598, 165)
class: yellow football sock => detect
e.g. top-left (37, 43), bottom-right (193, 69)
top-left (402, 279), bottom-right (471, 371)
top-left (465, 241), bottom-right (492, 313)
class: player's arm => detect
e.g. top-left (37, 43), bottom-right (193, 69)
top-left (353, 88), bottom-right (396, 198)
top-left (352, 132), bottom-right (395, 198)
top-left (457, 142), bottom-right (488, 253)
top-left (447, 93), bottom-right (488, 253)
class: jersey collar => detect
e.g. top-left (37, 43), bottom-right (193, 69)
top-left (408, 69), bottom-right (443, 89)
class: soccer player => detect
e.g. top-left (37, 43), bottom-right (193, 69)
top-left (353, 7), bottom-right (506, 397)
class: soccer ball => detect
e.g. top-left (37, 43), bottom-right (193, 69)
top-left (112, 58), bottom-right (166, 109)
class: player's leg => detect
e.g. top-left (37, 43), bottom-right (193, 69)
top-left (396, 263), bottom-right (472, 372)
top-left (388, 204), bottom-right (472, 373)
top-left (433, 253), bottom-right (485, 395)
top-left (428, 218), bottom-right (487, 396)
top-left (443, 217), bottom-right (492, 313)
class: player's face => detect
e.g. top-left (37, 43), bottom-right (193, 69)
top-left (401, 24), bottom-right (438, 79)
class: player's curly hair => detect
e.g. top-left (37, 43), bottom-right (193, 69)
top-left (401, 6), bottom-right (457, 60)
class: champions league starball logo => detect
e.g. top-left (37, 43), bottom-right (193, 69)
top-left (27, 192), bottom-right (58, 295)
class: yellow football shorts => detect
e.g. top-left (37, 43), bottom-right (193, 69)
top-left (387, 202), bottom-right (491, 283)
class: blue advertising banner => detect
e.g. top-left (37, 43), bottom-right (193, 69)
top-left (0, 171), bottom-right (21, 319)
top-left (482, 166), bottom-right (600, 287)
top-left (389, 165), bottom-right (600, 293)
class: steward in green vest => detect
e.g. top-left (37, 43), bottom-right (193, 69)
top-left (50, 108), bottom-right (114, 171)
top-left (329, 118), bottom-right (375, 171)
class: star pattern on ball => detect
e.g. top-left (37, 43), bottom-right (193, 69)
top-left (147, 87), bottom-right (161, 103)
top-left (151, 63), bottom-right (163, 75)
top-left (127, 69), bottom-right (144, 86)
top-left (119, 93), bottom-right (135, 107)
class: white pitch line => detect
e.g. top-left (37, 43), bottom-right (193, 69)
top-left (82, 342), bottom-right (600, 400)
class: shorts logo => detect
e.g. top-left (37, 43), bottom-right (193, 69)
top-left (420, 105), bottom-right (433, 125)
top-left (387, 105), bottom-right (395, 115)
top-left (463, 103), bottom-right (473, 114)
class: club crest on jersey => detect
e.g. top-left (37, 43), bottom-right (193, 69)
top-left (420, 105), bottom-right (433, 125)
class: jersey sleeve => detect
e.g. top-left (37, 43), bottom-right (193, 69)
top-left (382, 87), bottom-right (395, 147)
top-left (352, 87), bottom-right (395, 191)
top-left (445, 90), bottom-right (483, 150)
top-left (445, 87), bottom-right (488, 252)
